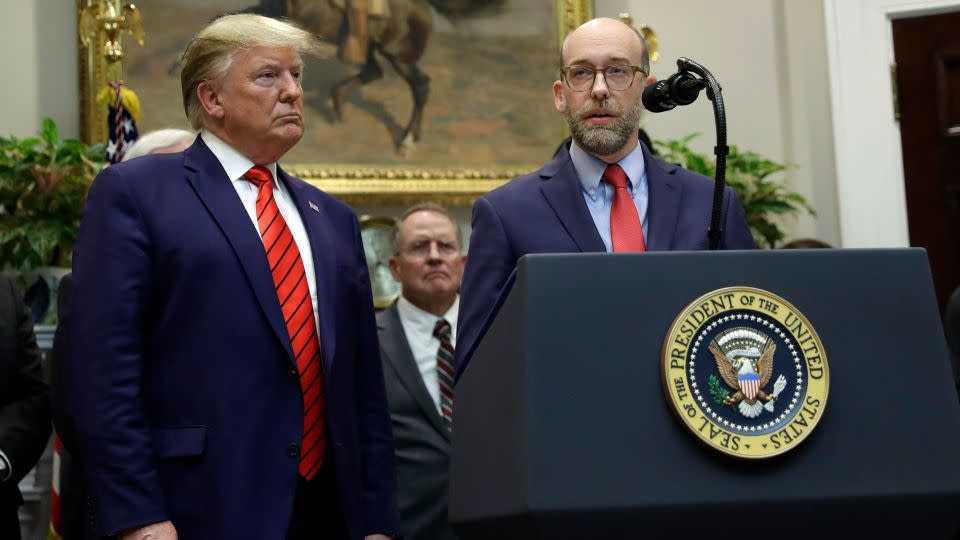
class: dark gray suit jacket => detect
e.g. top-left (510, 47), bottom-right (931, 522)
top-left (377, 303), bottom-right (458, 540)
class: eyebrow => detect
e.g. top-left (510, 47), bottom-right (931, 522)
top-left (567, 55), bottom-right (633, 66)
top-left (253, 60), bottom-right (303, 71)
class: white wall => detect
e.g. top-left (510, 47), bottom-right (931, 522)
top-left (1, 1), bottom-right (78, 139)
top-left (825, 0), bottom-right (960, 248)
top-left (596, 0), bottom-right (841, 245)
top-left (2, 3), bottom-right (41, 137)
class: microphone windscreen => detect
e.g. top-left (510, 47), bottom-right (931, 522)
top-left (642, 80), bottom-right (675, 113)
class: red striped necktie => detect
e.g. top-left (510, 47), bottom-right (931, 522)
top-left (243, 165), bottom-right (326, 480)
top-left (604, 164), bottom-right (646, 252)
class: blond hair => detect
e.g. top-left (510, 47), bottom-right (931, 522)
top-left (122, 128), bottom-right (196, 161)
top-left (180, 14), bottom-right (323, 130)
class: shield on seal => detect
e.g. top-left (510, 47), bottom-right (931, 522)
top-left (739, 372), bottom-right (760, 400)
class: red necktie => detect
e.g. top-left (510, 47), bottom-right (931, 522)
top-left (604, 164), bottom-right (646, 252)
top-left (244, 166), bottom-right (325, 480)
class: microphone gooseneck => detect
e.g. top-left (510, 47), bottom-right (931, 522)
top-left (642, 57), bottom-right (728, 250)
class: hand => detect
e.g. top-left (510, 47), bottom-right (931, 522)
top-left (365, 535), bottom-right (391, 540)
top-left (119, 520), bottom-right (177, 540)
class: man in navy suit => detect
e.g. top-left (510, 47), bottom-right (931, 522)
top-left (63, 14), bottom-right (396, 540)
top-left (455, 18), bottom-right (755, 381)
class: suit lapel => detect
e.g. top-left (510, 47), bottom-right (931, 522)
top-left (183, 139), bottom-right (295, 362)
top-left (643, 143), bottom-right (683, 251)
top-left (380, 304), bottom-right (450, 439)
top-left (282, 168), bottom-right (337, 378)
top-left (538, 146), bottom-right (606, 253)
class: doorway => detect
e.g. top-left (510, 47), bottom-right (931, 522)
top-left (892, 9), bottom-right (960, 311)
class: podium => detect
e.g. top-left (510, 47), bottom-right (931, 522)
top-left (450, 249), bottom-right (960, 538)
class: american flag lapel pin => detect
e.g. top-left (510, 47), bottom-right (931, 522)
top-left (308, 201), bottom-right (319, 213)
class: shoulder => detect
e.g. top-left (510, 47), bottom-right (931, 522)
top-left (645, 150), bottom-right (738, 202)
top-left (90, 153), bottom-right (185, 197)
top-left (282, 170), bottom-right (359, 225)
top-left (481, 150), bottom-right (572, 209)
top-left (482, 169), bottom-right (542, 204)
top-left (375, 303), bottom-right (398, 330)
top-left (110, 152), bottom-right (184, 181)
top-left (645, 150), bottom-right (709, 188)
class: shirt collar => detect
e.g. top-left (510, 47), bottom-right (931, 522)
top-left (397, 294), bottom-right (460, 343)
top-left (201, 129), bottom-right (278, 184)
top-left (569, 139), bottom-right (647, 200)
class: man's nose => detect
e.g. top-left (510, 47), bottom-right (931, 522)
top-left (590, 70), bottom-right (610, 101)
top-left (279, 72), bottom-right (302, 101)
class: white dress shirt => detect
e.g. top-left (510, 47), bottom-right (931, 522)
top-left (396, 295), bottom-right (459, 414)
top-left (201, 130), bottom-right (320, 335)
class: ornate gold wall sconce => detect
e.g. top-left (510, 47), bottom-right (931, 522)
top-left (77, 0), bottom-right (144, 143)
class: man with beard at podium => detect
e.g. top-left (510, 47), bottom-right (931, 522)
top-left (456, 17), bottom-right (755, 381)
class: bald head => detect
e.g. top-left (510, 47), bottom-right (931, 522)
top-left (560, 18), bottom-right (649, 73)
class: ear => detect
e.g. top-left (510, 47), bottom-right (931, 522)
top-left (388, 255), bottom-right (402, 282)
top-left (196, 81), bottom-right (225, 120)
top-left (553, 80), bottom-right (566, 113)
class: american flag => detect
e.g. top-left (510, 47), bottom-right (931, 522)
top-left (103, 81), bottom-right (139, 163)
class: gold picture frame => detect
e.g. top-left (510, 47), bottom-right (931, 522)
top-left (77, 0), bottom-right (594, 206)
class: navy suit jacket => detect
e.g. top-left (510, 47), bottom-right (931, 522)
top-left (64, 138), bottom-right (397, 539)
top-left (455, 142), bottom-right (755, 381)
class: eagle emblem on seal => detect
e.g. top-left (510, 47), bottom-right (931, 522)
top-left (709, 327), bottom-right (788, 418)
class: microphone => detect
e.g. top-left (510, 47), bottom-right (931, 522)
top-left (640, 56), bottom-right (729, 249)
top-left (642, 71), bottom-right (707, 112)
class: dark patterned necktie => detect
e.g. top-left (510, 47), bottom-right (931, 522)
top-left (604, 164), bottom-right (646, 252)
top-left (433, 319), bottom-right (455, 428)
top-left (243, 166), bottom-right (325, 480)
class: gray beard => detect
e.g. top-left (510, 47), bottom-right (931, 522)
top-left (565, 99), bottom-right (642, 157)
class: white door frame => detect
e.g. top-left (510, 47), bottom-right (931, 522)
top-left (823, 0), bottom-right (960, 247)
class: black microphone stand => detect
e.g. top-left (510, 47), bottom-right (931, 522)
top-left (671, 58), bottom-right (728, 250)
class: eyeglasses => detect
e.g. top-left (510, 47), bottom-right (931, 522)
top-left (400, 240), bottom-right (460, 259)
top-left (560, 64), bottom-right (647, 92)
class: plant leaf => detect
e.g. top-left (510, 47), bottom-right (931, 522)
top-left (654, 134), bottom-right (814, 248)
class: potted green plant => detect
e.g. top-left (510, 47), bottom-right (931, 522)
top-left (0, 118), bottom-right (105, 323)
top-left (654, 133), bottom-right (815, 249)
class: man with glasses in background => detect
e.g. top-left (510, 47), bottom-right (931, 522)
top-left (455, 17), bottom-right (755, 381)
top-left (377, 204), bottom-right (464, 540)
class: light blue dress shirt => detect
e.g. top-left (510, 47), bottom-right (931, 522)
top-left (568, 140), bottom-right (649, 251)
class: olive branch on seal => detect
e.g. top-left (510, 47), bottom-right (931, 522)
top-left (709, 375), bottom-right (730, 406)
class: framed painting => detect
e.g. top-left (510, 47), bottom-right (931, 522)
top-left (78, 0), bottom-right (594, 205)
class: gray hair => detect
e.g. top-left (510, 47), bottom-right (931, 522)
top-left (391, 203), bottom-right (462, 254)
top-left (122, 129), bottom-right (196, 161)
top-left (180, 14), bottom-right (323, 130)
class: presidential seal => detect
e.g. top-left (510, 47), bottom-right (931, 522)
top-left (661, 287), bottom-right (829, 458)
